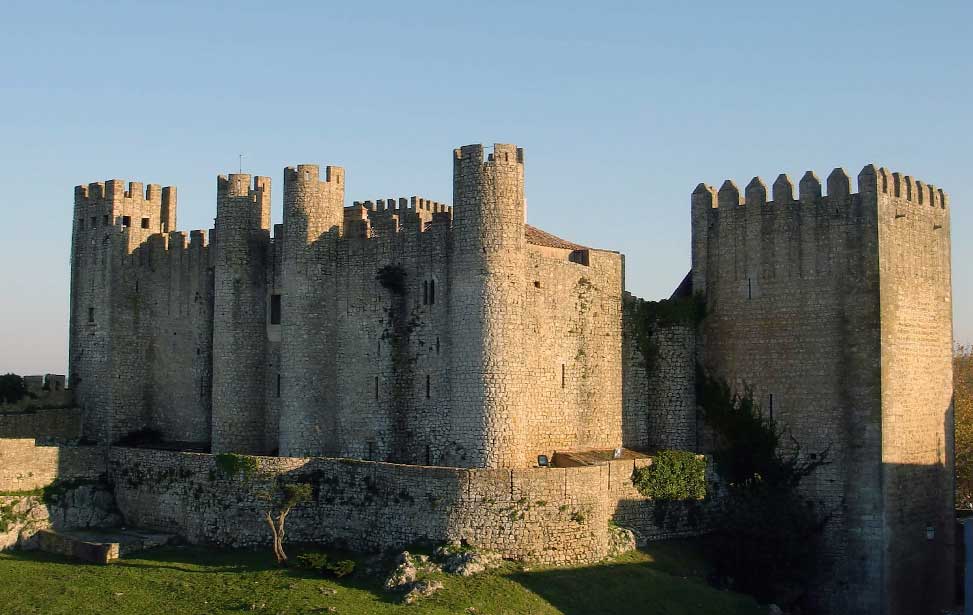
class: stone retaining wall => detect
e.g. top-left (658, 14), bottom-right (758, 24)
top-left (0, 440), bottom-right (106, 492)
top-left (109, 447), bottom-right (712, 565)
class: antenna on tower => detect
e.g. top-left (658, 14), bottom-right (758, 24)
top-left (239, 154), bottom-right (245, 174)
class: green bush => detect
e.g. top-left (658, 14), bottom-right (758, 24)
top-left (296, 551), bottom-right (356, 578)
top-left (632, 450), bottom-right (706, 500)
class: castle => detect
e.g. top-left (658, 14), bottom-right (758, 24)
top-left (58, 143), bottom-right (953, 614)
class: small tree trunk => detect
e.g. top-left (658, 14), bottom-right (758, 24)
top-left (265, 511), bottom-right (285, 565)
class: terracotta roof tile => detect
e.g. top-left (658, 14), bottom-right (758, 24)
top-left (524, 224), bottom-right (587, 250)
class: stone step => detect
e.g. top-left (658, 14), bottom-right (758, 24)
top-left (36, 528), bottom-right (175, 564)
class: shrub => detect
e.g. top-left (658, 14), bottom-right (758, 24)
top-left (296, 551), bottom-right (356, 577)
top-left (214, 453), bottom-right (258, 479)
top-left (0, 374), bottom-right (28, 405)
top-left (632, 450), bottom-right (706, 500)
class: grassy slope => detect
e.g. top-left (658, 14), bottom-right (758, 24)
top-left (0, 541), bottom-right (765, 615)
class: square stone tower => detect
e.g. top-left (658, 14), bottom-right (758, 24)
top-left (693, 165), bottom-right (953, 615)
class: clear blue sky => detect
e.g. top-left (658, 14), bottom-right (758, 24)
top-left (0, 0), bottom-right (969, 374)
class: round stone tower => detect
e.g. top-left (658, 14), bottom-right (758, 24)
top-left (211, 173), bottom-right (272, 454)
top-left (447, 143), bottom-right (529, 467)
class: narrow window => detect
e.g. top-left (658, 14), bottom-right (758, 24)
top-left (429, 280), bottom-right (435, 305)
top-left (141, 217), bottom-right (150, 229)
top-left (276, 374), bottom-right (281, 398)
top-left (747, 277), bottom-right (752, 300)
top-left (425, 375), bottom-right (431, 399)
top-left (561, 364), bottom-right (566, 388)
top-left (270, 294), bottom-right (282, 325)
top-left (90, 216), bottom-right (97, 228)
top-left (122, 215), bottom-right (131, 227)
top-left (425, 445), bottom-right (431, 465)
top-left (375, 376), bottom-right (379, 400)
top-left (422, 281), bottom-right (429, 305)
top-left (87, 307), bottom-right (94, 323)
top-left (435, 336), bottom-right (440, 355)
top-left (769, 394), bottom-right (774, 421)
top-left (103, 214), bottom-right (109, 226)
top-left (79, 218), bottom-right (85, 230)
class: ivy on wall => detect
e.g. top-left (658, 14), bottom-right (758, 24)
top-left (630, 295), bottom-right (706, 373)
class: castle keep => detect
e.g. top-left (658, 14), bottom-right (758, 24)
top-left (55, 143), bottom-right (953, 615)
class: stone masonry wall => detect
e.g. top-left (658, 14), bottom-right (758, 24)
top-left (108, 447), bottom-right (709, 565)
top-left (0, 408), bottom-right (81, 444)
top-left (0, 440), bottom-right (106, 492)
top-left (621, 299), bottom-right (697, 452)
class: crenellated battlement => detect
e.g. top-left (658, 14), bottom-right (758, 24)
top-left (453, 143), bottom-right (524, 166)
top-left (283, 164), bottom-right (344, 186)
top-left (693, 165), bottom-right (949, 212)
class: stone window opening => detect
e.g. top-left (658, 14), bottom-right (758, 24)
top-left (87, 307), bottom-right (94, 323)
top-left (435, 336), bottom-right (440, 355)
top-left (276, 374), bottom-right (281, 398)
top-left (122, 215), bottom-right (131, 228)
top-left (425, 445), bottom-right (431, 465)
top-left (79, 218), bottom-right (85, 231)
top-left (91, 216), bottom-right (97, 228)
top-left (270, 294), bottom-right (282, 325)
top-left (429, 280), bottom-right (435, 304)
top-left (103, 214), bottom-right (109, 226)
top-left (769, 393), bottom-right (774, 421)
top-left (375, 376), bottom-right (379, 400)
top-left (423, 281), bottom-right (429, 305)
top-left (747, 277), bottom-right (752, 300)
top-left (561, 364), bottom-right (566, 388)
top-left (426, 375), bottom-right (431, 399)
top-left (141, 217), bottom-right (150, 229)
top-left (367, 441), bottom-right (375, 460)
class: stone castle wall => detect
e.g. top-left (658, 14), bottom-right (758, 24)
top-left (0, 440), bottom-right (106, 492)
top-left (0, 408), bottom-right (81, 444)
top-left (108, 447), bottom-right (710, 565)
top-left (692, 166), bottom-right (954, 615)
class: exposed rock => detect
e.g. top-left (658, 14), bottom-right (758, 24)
top-left (607, 524), bottom-right (637, 557)
top-left (402, 579), bottom-right (444, 605)
top-left (435, 542), bottom-right (502, 576)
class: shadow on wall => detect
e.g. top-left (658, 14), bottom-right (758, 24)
top-left (879, 460), bottom-right (955, 615)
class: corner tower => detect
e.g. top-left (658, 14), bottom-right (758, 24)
top-left (70, 179), bottom-right (177, 444)
top-left (447, 144), bottom-right (528, 467)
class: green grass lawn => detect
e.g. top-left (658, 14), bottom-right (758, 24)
top-left (0, 540), bottom-right (766, 615)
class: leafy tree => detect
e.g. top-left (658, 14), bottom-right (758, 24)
top-left (698, 368), bottom-right (830, 608)
top-left (0, 373), bottom-right (28, 405)
top-left (258, 481), bottom-right (313, 565)
top-left (955, 345), bottom-right (973, 508)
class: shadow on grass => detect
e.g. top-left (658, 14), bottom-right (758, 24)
top-left (507, 541), bottom-right (763, 615)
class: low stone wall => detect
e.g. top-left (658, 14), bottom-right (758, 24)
top-left (0, 408), bottom-right (82, 444)
top-left (109, 448), bottom-right (712, 564)
top-left (0, 485), bottom-right (120, 551)
top-left (0, 439), bottom-right (107, 492)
